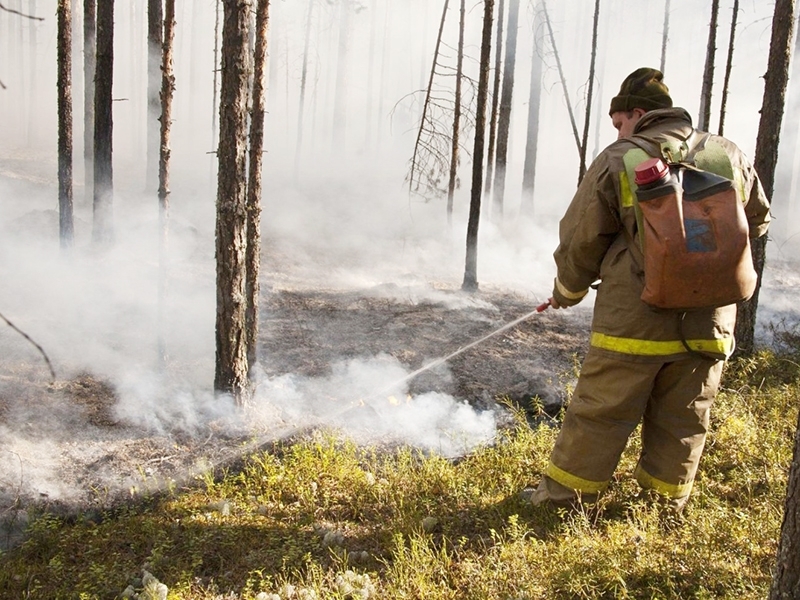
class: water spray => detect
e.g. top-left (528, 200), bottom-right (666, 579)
top-left (368, 299), bottom-right (552, 400)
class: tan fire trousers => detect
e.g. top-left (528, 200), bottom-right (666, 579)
top-left (537, 348), bottom-right (724, 510)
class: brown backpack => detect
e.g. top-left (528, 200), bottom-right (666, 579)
top-left (626, 133), bottom-right (757, 310)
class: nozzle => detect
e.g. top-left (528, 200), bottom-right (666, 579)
top-left (536, 301), bottom-right (551, 313)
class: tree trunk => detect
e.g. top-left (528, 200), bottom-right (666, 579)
top-left (246, 0), bottom-right (269, 373)
top-left (157, 0), bottom-right (176, 365)
top-left (735, 0), bottom-right (795, 356)
top-left (332, 0), bottom-right (351, 150)
top-left (577, 0), bottom-right (600, 184)
top-left (365, 0), bottom-right (377, 148)
top-left (57, 0), bottom-right (74, 249)
top-left (408, 0), bottom-right (449, 196)
top-left (294, 0), bottom-right (314, 175)
top-left (521, 1), bottom-right (543, 214)
top-left (446, 0), bottom-right (466, 228)
top-left (717, 0), bottom-right (738, 136)
top-left (484, 0), bottom-right (504, 201)
top-left (83, 0), bottom-right (95, 201)
top-left (770, 409), bottom-right (800, 599)
top-left (698, 0), bottom-right (719, 132)
top-left (377, 0), bottom-right (390, 147)
top-left (147, 0), bottom-right (163, 193)
top-left (211, 0), bottom-right (221, 176)
top-left (773, 10), bottom-right (800, 242)
top-left (542, 0), bottom-right (580, 158)
top-left (462, 0), bottom-right (494, 292)
top-left (491, 0), bottom-right (519, 219)
top-left (660, 0), bottom-right (670, 74)
top-left (92, 0), bottom-right (114, 244)
top-left (215, 0), bottom-right (252, 403)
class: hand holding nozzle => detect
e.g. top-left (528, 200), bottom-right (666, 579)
top-left (536, 297), bottom-right (561, 312)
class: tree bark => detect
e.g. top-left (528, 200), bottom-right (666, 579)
top-left (521, 2), bottom-right (543, 214)
top-left (717, 0), bottom-right (738, 136)
top-left (770, 409), bottom-right (800, 599)
top-left (491, 0), bottom-right (519, 219)
top-left (294, 0), bottom-right (314, 175)
top-left (92, 0), bottom-right (113, 244)
top-left (57, 0), bottom-right (74, 249)
top-left (447, 0), bottom-right (466, 228)
top-left (462, 0), bottom-right (494, 292)
top-left (212, 0), bottom-right (221, 154)
top-left (484, 0), bottom-right (504, 200)
top-left (542, 0), bottom-right (580, 157)
top-left (735, 0), bottom-right (795, 356)
top-left (698, 0), bottom-right (719, 132)
top-left (660, 0), bottom-right (670, 74)
top-left (408, 0), bottom-right (449, 196)
top-left (147, 0), bottom-right (163, 193)
top-left (577, 0), bottom-right (600, 184)
top-left (332, 0), bottom-right (351, 150)
top-left (157, 0), bottom-right (176, 365)
top-left (83, 0), bottom-right (95, 201)
top-left (215, 0), bottom-right (252, 403)
top-left (246, 0), bottom-right (269, 373)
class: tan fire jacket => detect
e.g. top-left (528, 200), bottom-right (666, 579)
top-left (552, 107), bottom-right (770, 362)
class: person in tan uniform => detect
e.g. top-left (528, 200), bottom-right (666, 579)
top-left (526, 67), bottom-right (771, 512)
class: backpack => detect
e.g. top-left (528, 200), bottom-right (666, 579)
top-left (623, 132), bottom-right (757, 310)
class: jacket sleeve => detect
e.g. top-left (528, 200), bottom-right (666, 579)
top-left (552, 153), bottom-right (622, 308)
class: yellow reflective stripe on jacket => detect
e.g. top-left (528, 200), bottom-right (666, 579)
top-left (547, 461), bottom-right (609, 494)
top-left (590, 332), bottom-right (733, 357)
top-left (555, 277), bottom-right (588, 301)
top-left (619, 170), bottom-right (634, 208)
top-left (635, 465), bottom-right (693, 498)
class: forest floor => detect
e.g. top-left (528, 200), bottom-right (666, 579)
top-left (0, 256), bottom-right (592, 550)
top-left (1, 158), bottom-right (799, 553)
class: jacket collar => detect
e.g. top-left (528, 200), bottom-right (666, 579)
top-left (633, 107), bottom-right (693, 134)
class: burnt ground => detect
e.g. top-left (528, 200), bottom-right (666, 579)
top-left (0, 279), bottom-right (590, 550)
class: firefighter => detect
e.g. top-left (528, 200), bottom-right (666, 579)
top-left (525, 67), bottom-right (771, 513)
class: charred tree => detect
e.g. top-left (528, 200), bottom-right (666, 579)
top-left (295, 0), bottom-right (314, 174)
top-left (332, 0), bottom-right (352, 150)
top-left (147, 0), bottom-right (163, 193)
top-left (407, 0), bottom-right (450, 198)
top-left (484, 0), bottom-right (504, 200)
top-left (491, 0), bottom-right (519, 219)
top-left (246, 0), bottom-right (269, 373)
top-left (660, 0), bottom-right (670, 74)
top-left (735, 0), bottom-right (795, 355)
top-left (698, 0), bottom-right (719, 132)
top-left (211, 0), bottom-right (221, 156)
top-left (92, 0), bottom-right (114, 244)
top-left (542, 0), bottom-right (580, 158)
top-left (577, 0), bottom-right (600, 184)
top-left (521, 2), bottom-right (543, 213)
top-left (774, 8), bottom-right (800, 238)
top-left (771, 408), bottom-right (800, 598)
top-left (446, 0), bottom-right (466, 227)
top-left (717, 0), bottom-right (738, 136)
top-left (215, 0), bottom-right (252, 403)
top-left (462, 0), bottom-right (494, 292)
top-left (157, 0), bottom-right (176, 365)
top-left (83, 0), bottom-right (95, 200)
top-left (57, 0), bottom-right (74, 249)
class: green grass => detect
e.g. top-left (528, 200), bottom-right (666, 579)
top-left (1, 349), bottom-right (797, 599)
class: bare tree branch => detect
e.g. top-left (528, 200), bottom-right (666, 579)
top-left (0, 311), bottom-right (56, 382)
top-left (0, 1), bottom-right (44, 20)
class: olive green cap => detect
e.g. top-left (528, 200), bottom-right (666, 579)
top-left (609, 67), bottom-right (673, 116)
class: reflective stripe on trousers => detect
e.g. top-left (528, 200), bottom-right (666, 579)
top-left (545, 349), bottom-right (723, 501)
